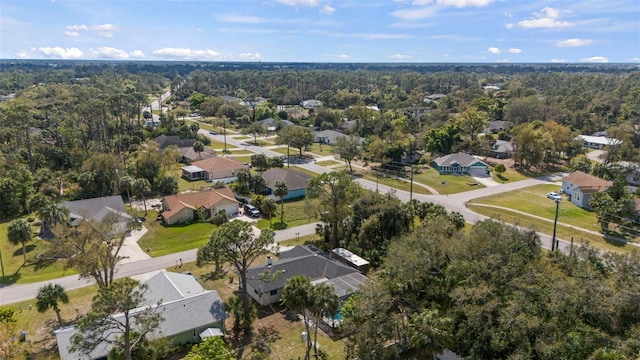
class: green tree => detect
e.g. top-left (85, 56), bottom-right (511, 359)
top-left (511, 122), bottom-right (545, 171)
top-left (494, 163), bottom-right (506, 179)
top-left (185, 337), bottom-right (234, 360)
top-left (307, 171), bottom-right (360, 248)
top-left (261, 197), bottom-right (277, 228)
top-left (36, 283), bottom-right (69, 328)
top-left (200, 221), bottom-right (272, 330)
top-left (424, 122), bottom-right (461, 156)
top-left (282, 275), bottom-right (314, 360)
top-left (409, 308), bottom-right (453, 360)
top-left (7, 219), bottom-right (32, 263)
top-left (334, 135), bottom-right (361, 172)
top-left (72, 278), bottom-right (164, 360)
top-left (119, 175), bottom-right (135, 207)
top-left (311, 283), bottom-right (339, 356)
top-left (274, 181), bottom-right (288, 225)
top-left (133, 178), bottom-right (151, 216)
top-left (250, 153), bottom-right (270, 172)
top-left (38, 201), bottom-right (70, 235)
top-left (278, 125), bottom-right (315, 156)
top-left (459, 107), bottom-right (489, 141)
top-left (193, 141), bottom-right (204, 160)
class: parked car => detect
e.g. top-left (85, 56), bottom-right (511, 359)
top-left (243, 204), bottom-right (261, 217)
top-left (546, 192), bottom-right (562, 201)
top-left (209, 130), bottom-right (218, 135)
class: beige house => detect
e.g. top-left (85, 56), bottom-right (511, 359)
top-left (161, 187), bottom-right (239, 225)
top-left (562, 171), bottom-right (612, 208)
top-left (182, 156), bottom-right (247, 182)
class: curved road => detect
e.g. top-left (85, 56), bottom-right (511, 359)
top-left (0, 130), bottom-right (571, 306)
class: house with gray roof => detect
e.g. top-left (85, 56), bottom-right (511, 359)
top-left (261, 168), bottom-right (312, 200)
top-left (54, 271), bottom-right (227, 360)
top-left (258, 117), bottom-right (293, 133)
top-left (301, 99), bottom-right (323, 109)
top-left (488, 140), bottom-right (514, 159)
top-left (314, 130), bottom-right (364, 146)
top-left (152, 135), bottom-right (215, 163)
top-left (58, 196), bottom-right (133, 233)
top-left (245, 245), bottom-right (368, 306)
top-left (432, 153), bottom-right (490, 177)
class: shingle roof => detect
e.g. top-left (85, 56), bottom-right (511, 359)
top-left (54, 271), bottom-right (227, 360)
top-left (246, 246), bottom-right (366, 294)
top-left (161, 187), bottom-right (238, 221)
top-left (190, 156), bottom-right (246, 174)
top-left (152, 135), bottom-right (196, 149)
top-left (563, 171), bottom-right (612, 194)
top-left (59, 196), bottom-right (132, 226)
top-left (180, 147), bottom-right (216, 162)
top-left (433, 153), bottom-right (488, 167)
top-left (258, 118), bottom-right (293, 128)
top-left (262, 168), bottom-right (312, 191)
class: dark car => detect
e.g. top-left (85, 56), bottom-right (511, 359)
top-left (243, 204), bottom-right (261, 217)
top-left (209, 130), bottom-right (218, 135)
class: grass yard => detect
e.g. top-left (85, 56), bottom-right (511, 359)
top-left (492, 166), bottom-right (530, 183)
top-left (226, 149), bottom-right (254, 155)
top-left (412, 167), bottom-right (485, 194)
top-left (256, 198), bottom-right (321, 230)
top-left (316, 159), bottom-right (342, 167)
top-left (233, 135), bottom-right (251, 140)
top-left (269, 146), bottom-right (292, 156)
top-left (357, 171), bottom-right (432, 195)
top-left (137, 213), bottom-right (216, 257)
top-left (306, 143), bottom-right (333, 156)
top-left (467, 184), bottom-right (636, 253)
top-left (290, 166), bottom-right (321, 177)
top-left (208, 140), bottom-right (238, 151)
top-left (0, 221), bottom-right (79, 285)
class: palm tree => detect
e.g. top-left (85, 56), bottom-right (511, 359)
top-left (119, 175), bottom-right (134, 207)
top-left (38, 201), bottom-right (69, 235)
top-left (311, 283), bottom-right (339, 356)
top-left (36, 283), bottom-right (69, 328)
top-left (8, 219), bottom-right (32, 263)
top-left (262, 198), bottom-right (277, 228)
top-left (409, 308), bottom-right (454, 360)
top-left (282, 275), bottom-right (313, 360)
top-left (274, 181), bottom-right (288, 225)
top-left (193, 141), bottom-right (204, 159)
top-left (133, 178), bottom-right (151, 216)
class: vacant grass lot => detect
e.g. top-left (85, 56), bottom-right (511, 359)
top-left (0, 221), bottom-right (78, 285)
top-left (316, 159), bottom-right (342, 167)
top-left (405, 167), bottom-right (485, 194)
top-left (357, 171), bottom-right (432, 195)
top-left (468, 184), bottom-right (636, 253)
top-left (491, 166), bottom-right (530, 183)
top-left (256, 198), bottom-right (321, 230)
top-left (137, 211), bottom-right (216, 257)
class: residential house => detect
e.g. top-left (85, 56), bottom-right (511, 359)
top-left (314, 129), bottom-right (363, 146)
top-left (488, 140), bottom-right (514, 159)
top-left (576, 135), bottom-right (622, 149)
top-left (152, 135), bottom-right (215, 163)
top-left (562, 171), bottom-right (612, 208)
top-left (54, 271), bottom-right (227, 360)
top-left (301, 99), bottom-right (323, 109)
top-left (58, 196), bottom-right (133, 233)
top-left (258, 118), bottom-right (293, 133)
top-left (261, 168), bottom-right (312, 200)
top-left (244, 245), bottom-right (368, 306)
top-left (181, 156), bottom-right (247, 182)
top-left (424, 93), bottom-right (446, 103)
top-left (160, 187), bottom-right (239, 225)
top-left (486, 120), bottom-right (511, 134)
top-left (432, 153), bottom-right (490, 176)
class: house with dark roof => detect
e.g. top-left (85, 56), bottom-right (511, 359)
top-left (562, 171), bottom-right (612, 208)
top-left (258, 118), bottom-right (293, 133)
top-left (161, 187), bottom-right (239, 225)
top-left (486, 121), bottom-right (511, 134)
top-left (261, 168), bottom-right (312, 200)
top-left (181, 156), bottom-right (247, 182)
top-left (58, 196), bottom-right (133, 233)
top-left (152, 135), bottom-right (215, 163)
top-left (301, 99), bottom-right (323, 109)
top-left (488, 140), bottom-right (514, 159)
top-left (432, 153), bottom-right (490, 176)
top-left (245, 245), bottom-right (368, 306)
top-left (314, 130), bottom-right (364, 146)
top-left (54, 271), bottom-right (227, 360)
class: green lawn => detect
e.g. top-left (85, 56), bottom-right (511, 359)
top-left (467, 184), bottom-right (636, 253)
top-left (137, 213), bottom-right (216, 257)
top-left (208, 139), bottom-right (237, 150)
top-left (270, 146), bottom-right (292, 155)
top-left (226, 149), bottom-right (254, 155)
top-left (0, 220), bottom-right (79, 285)
top-left (358, 171), bottom-right (432, 195)
top-left (256, 198), bottom-right (321, 230)
top-left (491, 166), bottom-right (530, 183)
top-left (316, 159), bottom-right (342, 167)
top-left (412, 167), bottom-right (486, 194)
top-left (306, 143), bottom-right (333, 156)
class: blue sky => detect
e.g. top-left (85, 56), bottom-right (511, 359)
top-left (1, 0), bottom-right (639, 63)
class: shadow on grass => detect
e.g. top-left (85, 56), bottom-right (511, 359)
top-left (12, 244), bottom-right (36, 257)
top-left (272, 222), bottom-right (288, 230)
top-left (0, 265), bottom-right (23, 285)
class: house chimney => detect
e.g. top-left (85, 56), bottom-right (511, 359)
top-left (266, 256), bottom-right (272, 267)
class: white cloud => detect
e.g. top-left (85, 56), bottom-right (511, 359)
top-left (581, 56), bottom-right (608, 63)
top-left (91, 24), bottom-right (117, 31)
top-left (508, 48), bottom-right (521, 54)
top-left (64, 31), bottom-right (79, 37)
top-left (218, 14), bottom-right (264, 23)
top-left (488, 47), bottom-right (500, 54)
top-left (195, 28), bottom-right (204, 33)
top-left (66, 24), bottom-right (88, 31)
top-left (34, 46), bottom-right (83, 59)
top-left (275, 0), bottom-right (319, 7)
top-left (389, 53), bottom-right (411, 59)
top-left (391, 6), bottom-right (438, 20)
top-left (153, 48), bottom-right (222, 60)
top-left (130, 50), bottom-right (145, 58)
top-left (237, 53), bottom-right (263, 60)
top-left (360, 33), bottom-right (414, 40)
top-left (505, 23), bottom-right (513, 29)
top-left (551, 58), bottom-right (567, 63)
top-left (15, 51), bottom-right (27, 58)
top-left (556, 38), bottom-right (592, 47)
top-left (338, 54), bottom-right (350, 59)
top-left (412, 0), bottom-right (434, 4)
top-left (390, 21), bottom-right (435, 28)
top-left (98, 32), bottom-right (113, 38)
top-left (436, 0), bottom-right (493, 7)
top-left (88, 47), bottom-right (129, 60)
top-left (517, 7), bottom-right (573, 29)
top-left (629, 57), bottom-right (640, 61)
top-left (321, 5), bottom-right (335, 14)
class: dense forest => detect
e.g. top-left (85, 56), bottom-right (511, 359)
top-left (1, 61), bottom-right (640, 359)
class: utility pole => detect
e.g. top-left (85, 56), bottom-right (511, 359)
top-left (552, 198), bottom-right (560, 251)
top-left (0, 248), bottom-right (5, 280)
top-left (223, 117), bottom-right (227, 154)
top-left (409, 166), bottom-right (414, 202)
